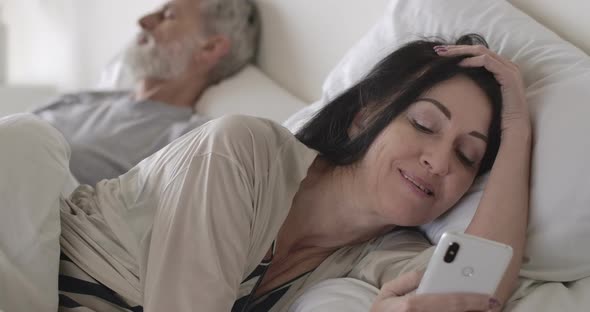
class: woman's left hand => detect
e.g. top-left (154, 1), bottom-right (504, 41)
top-left (435, 44), bottom-right (531, 133)
top-left (370, 271), bottom-right (499, 312)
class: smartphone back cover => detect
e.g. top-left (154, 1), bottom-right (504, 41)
top-left (417, 232), bottom-right (513, 295)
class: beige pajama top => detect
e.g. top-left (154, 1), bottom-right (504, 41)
top-left (58, 115), bottom-right (434, 312)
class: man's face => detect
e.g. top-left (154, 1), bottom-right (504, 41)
top-left (121, 0), bottom-right (205, 80)
top-left (136, 0), bottom-right (204, 48)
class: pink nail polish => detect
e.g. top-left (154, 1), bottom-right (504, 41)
top-left (435, 47), bottom-right (448, 53)
top-left (489, 298), bottom-right (501, 309)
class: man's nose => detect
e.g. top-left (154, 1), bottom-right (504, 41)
top-left (138, 12), bottom-right (159, 30)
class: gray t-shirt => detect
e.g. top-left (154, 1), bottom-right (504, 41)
top-left (34, 90), bottom-right (210, 185)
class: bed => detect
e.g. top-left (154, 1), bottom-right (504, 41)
top-left (2, 0), bottom-right (590, 311)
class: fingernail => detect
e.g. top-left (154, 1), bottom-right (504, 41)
top-left (489, 298), bottom-right (502, 309)
top-left (434, 46), bottom-right (447, 53)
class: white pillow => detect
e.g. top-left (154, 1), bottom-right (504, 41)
top-left (96, 52), bottom-right (135, 90)
top-left (286, 0), bottom-right (590, 281)
top-left (197, 66), bottom-right (307, 124)
top-left (98, 57), bottom-right (306, 124)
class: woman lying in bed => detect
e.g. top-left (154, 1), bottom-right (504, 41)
top-left (0, 34), bottom-right (530, 312)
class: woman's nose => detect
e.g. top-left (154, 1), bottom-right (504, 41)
top-left (420, 147), bottom-right (450, 176)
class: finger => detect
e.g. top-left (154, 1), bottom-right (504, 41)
top-left (436, 45), bottom-right (517, 71)
top-left (380, 270), bottom-right (424, 297)
top-left (412, 293), bottom-right (498, 312)
top-left (457, 54), bottom-right (510, 86)
top-left (436, 45), bottom-right (496, 58)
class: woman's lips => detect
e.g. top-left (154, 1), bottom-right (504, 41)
top-left (399, 169), bottom-right (434, 197)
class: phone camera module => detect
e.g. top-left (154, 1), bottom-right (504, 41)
top-left (444, 242), bottom-right (460, 263)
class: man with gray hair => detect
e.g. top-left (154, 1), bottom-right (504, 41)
top-left (34, 0), bottom-right (260, 186)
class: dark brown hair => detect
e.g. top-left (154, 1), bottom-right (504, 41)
top-left (296, 34), bottom-right (502, 177)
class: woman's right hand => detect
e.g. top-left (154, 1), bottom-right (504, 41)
top-left (369, 271), bottom-right (500, 312)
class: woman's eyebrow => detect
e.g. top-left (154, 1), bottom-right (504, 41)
top-left (416, 98), bottom-right (451, 119)
top-left (416, 97), bottom-right (488, 143)
top-left (469, 131), bottom-right (488, 143)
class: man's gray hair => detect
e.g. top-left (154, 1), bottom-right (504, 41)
top-left (199, 0), bottom-right (260, 83)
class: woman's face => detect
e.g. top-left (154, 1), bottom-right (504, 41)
top-left (355, 75), bottom-right (492, 226)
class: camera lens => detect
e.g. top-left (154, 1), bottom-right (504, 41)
top-left (444, 242), bottom-right (460, 263)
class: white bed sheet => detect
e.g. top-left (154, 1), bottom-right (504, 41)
top-left (290, 275), bottom-right (590, 312)
top-left (505, 276), bottom-right (590, 311)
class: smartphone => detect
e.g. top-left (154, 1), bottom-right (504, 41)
top-left (416, 232), bottom-right (513, 295)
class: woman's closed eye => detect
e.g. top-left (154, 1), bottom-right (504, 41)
top-left (411, 117), bottom-right (479, 168)
top-left (410, 118), bottom-right (434, 134)
top-left (456, 150), bottom-right (476, 167)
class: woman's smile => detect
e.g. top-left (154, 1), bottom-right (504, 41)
top-left (398, 168), bottom-right (435, 198)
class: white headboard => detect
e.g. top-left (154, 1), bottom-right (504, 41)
top-left (255, 0), bottom-right (590, 103)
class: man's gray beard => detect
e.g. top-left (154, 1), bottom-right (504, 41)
top-left (121, 32), bottom-right (201, 81)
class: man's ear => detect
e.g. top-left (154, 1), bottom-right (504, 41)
top-left (195, 35), bottom-right (231, 67)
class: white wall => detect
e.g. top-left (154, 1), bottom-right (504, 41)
top-left (3, 0), bottom-right (162, 91)
top-left (3, 0), bottom-right (78, 90)
top-left (256, 0), bottom-right (389, 103)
